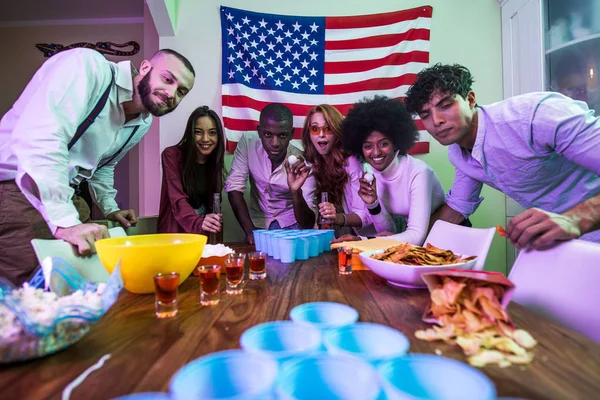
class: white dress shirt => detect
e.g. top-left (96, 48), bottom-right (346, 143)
top-left (225, 132), bottom-right (317, 229)
top-left (0, 48), bottom-right (152, 233)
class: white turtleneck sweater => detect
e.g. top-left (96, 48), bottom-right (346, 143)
top-left (368, 154), bottom-right (445, 245)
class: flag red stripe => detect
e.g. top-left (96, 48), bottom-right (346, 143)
top-left (325, 29), bottom-right (430, 51)
top-left (223, 117), bottom-right (302, 139)
top-left (226, 138), bottom-right (430, 155)
top-left (223, 96), bottom-right (425, 129)
top-left (224, 95), bottom-right (363, 116)
top-left (324, 74), bottom-right (417, 95)
top-left (324, 51), bottom-right (429, 74)
top-left (325, 6), bottom-right (432, 29)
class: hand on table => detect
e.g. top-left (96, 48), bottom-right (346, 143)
top-left (55, 223), bottom-right (110, 255)
top-left (505, 207), bottom-right (581, 249)
top-left (331, 234), bottom-right (361, 244)
top-left (107, 209), bottom-right (137, 228)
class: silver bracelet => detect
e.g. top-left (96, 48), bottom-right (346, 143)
top-left (340, 213), bottom-right (347, 227)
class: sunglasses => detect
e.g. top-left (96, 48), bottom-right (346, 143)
top-left (309, 125), bottom-right (333, 135)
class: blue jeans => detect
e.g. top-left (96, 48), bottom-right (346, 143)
top-left (268, 220), bottom-right (301, 230)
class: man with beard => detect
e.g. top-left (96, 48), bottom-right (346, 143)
top-left (0, 48), bottom-right (195, 285)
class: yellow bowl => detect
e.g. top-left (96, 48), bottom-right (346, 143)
top-left (95, 233), bottom-right (207, 294)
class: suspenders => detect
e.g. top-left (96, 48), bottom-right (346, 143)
top-left (67, 70), bottom-right (115, 150)
top-left (68, 69), bottom-right (140, 172)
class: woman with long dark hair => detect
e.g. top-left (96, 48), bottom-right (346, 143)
top-left (158, 106), bottom-right (225, 234)
top-left (299, 104), bottom-right (369, 236)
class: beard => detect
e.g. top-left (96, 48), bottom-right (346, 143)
top-left (138, 70), bottom-right (175, 117)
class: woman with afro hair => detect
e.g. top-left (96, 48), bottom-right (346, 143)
top-left (339, 95), bottom-right (445, 245)
top-left (297, 104), bottom-right (370, 237)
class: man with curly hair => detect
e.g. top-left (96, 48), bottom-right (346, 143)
top-left (404, 63), bottom-right (600, 249)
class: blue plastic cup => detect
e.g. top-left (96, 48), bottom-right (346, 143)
top-left (377, 354), bottom-right (497, 400)
top-left (113, 394), bottom-right (170, 400)
top-left (323, 323), bottom-right (410, 364)
top-left (305, 233), bottom-right (320, 257)
top-left (290, 302), bottom-right (359, 331)
top-left (316, 231), bottom-right (329, 253)
top-left (272, 233), bottom-right (284, 260)
top-left (240, 321), bottom-right (322, 364)
top-left (275, 354), bottom-right (381, 400)
top-left (294, 235), bottom-right (310, 260)
top-left (253, 230), bottom-right (267, 252)
top-left (263, 231), bottom-right (275, 256)
top-left (169, 350), bottom-right (278, 400)
top-left (323, 230), bottom-right (335, 249)
top-left (280, 237), bottom-right (297, 263)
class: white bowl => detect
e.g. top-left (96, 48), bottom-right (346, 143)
top-left (359, 250), bottom-right (477, 288)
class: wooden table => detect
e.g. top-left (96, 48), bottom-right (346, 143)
top-left (1, 245), bottom-right (599, 399)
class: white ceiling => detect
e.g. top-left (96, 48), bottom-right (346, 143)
top-left (0, 0), bottom-right (144, 22)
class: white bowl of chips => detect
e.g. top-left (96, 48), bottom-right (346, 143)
top-left (359, 243), bottom-right (477, 288)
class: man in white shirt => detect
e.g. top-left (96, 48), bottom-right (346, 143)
top-left (225, 103), bottom-right (317, 244)
top-left (0, 48), bottom-right (195, 285)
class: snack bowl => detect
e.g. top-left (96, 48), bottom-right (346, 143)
top-left (323, 323), bottom-right (410, 364)
top-left (377, 354), bottom-right (496, 400)
top-left (290, 302), bottom-right (359, 331)
top-left (0, 257), bottom-right (122, 363)
top-left (275, 354), bottom-right (382, 400)
top-left (169, 350), bottom-right (278, 400)
top-left (96, 233), bottom-right (207, 294)
top-left (359, 250), bottom-right (477, 289)
top-left (240, 321), bottom-right (322, 364)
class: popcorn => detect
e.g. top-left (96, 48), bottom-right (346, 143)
top-left (364, 173), bottom-right (374, 184)
top-left (202, 244), bottom-right (234, 258)
top-left (288, 155), bottom-right (299, 166)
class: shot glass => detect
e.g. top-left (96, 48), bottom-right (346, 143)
top-left (224, 257), bottom-right (245, 295)
top-left (227, 252), bottom-right (247, 262)
top-left (154, 272), bottom-right (179, 318)
top-left (248, 251), bottom-right (267, 280)
top-left (337, 247), bottom-right (353, 275)
top-left (198, 265), bottom-right (221, 306)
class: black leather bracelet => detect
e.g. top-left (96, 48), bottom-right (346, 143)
top-left (368, 203), bottom-right (381, 215)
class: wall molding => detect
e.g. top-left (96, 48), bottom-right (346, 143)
top-left (0, 17), bottom-right (144, 28)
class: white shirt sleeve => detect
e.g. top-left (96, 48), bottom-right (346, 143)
top-left (10, 49), bottom-right (113, 233)
top-left (224, 133), bottom-right (250, 193)
top-left (343, 157), bottom-right (371, 228)
top-left (445, 167), bottom-right (484, 218)
top-left (384, 167), bottom-right (437, 245)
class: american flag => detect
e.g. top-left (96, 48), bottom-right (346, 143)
top-left (220, 6), bottom-right (432, 153)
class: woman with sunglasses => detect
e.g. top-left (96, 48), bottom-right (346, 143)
top-left (157, 106), bottom-right (225, 235)
top-left (299, 104), bottom-right (369, 236)
top-left (339, 96), bottom-right (445, 245)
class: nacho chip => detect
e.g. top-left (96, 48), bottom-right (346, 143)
top-left (371, 242), bottom-right (476, 266)
top-left (415, 275), bottom-right (536, 368)
top-left (496, 225), bottom-right (506, 237)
